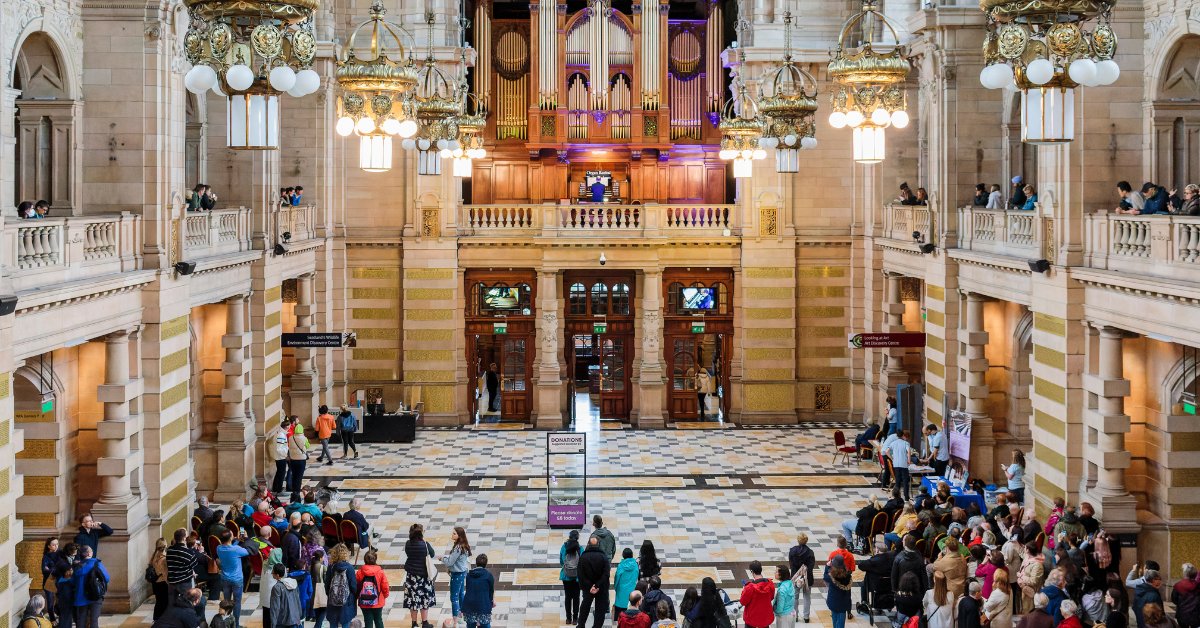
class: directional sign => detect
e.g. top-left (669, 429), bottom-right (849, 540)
top-left (593, 323), bottom-right (607, 334)
top-left (494, 322), bottom-right (508, 334)
top-left (691, 321), bottom-right (706, 334)
top-left (847, 332), bottom-right (927, 349)
top-left (282, 332), bottom-right (356, 348)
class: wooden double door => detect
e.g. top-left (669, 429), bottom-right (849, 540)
top-left (565, 321), bottom-right (633, 420)
top-left (666, 330), bottom-right (731, 421)
top-left (467, 325), bottom-right (534, 422)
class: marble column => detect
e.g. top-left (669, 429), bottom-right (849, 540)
top-left (636, 270), bottom-right (666, 428)
top-left (881, 273), bottom-right (907, 400)
top-left (964, 293), bottom-right (996, 481)
top-left (217, 295), bottom-right (255, 502)
top-left (289, 273), bottom-right (318, 425)
top-left (534, 270), bottom-right (564, 429)
top-left (1083, 325), bottom-right (1138, 531)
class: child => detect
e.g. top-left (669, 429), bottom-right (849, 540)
top-left (650, 601), bottom-right (678, 628)
top-left (462, 554), bottom-right (495, 628)
top-left (774, 565), bottom-right (797, 628)
top-left (270, 563), bottom-right (302, 628)
top-left (210, 600), bottom-right (236, 628)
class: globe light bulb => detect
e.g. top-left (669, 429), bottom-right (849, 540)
top-left (890, 110), bottom-right (910, 129)
top-left (355, 117), bottom-right (375, 135)
top-left (398, 119), bottom-right (419, 138)
top-left (436, 139), bottom-right (449, 150)
top-left (381, 118), bottom-right (402, 135)
top-left (225, 64), bottom-right (254, 91)
top-left (782, 134), bottom-right (797, 146)
top-left (184, 66), bottom-right (205, 93)
top-left (268, 66), bottom-right (296, 92)
top-left (996, 63), bottom-right (1015, 88)
top-left (846, 110), bottom-right (865, 128)
top-left (1094, 59), bottom-right (1120, 85)
top-left (401, 138), bottom-right (417, 150)
top-left (800, 136), bottom-right (817, 149)
top-left (1025, 58), bottom-right (1054, 86)
top-left (294, 69), bottom-right (321, 95)
top-left (417, 138), bottom-right (431, 151)
top-left (719, 149), bottom-right (736, 160)
top-left (335, 116), bottom-right (355, 137)
top-left (439, 148), bottom-right (453, 158)
top-left (753, 149), bottom-right (767, 160)
top-left (829, 111), bottom-right (847, 129)
top-left (871, 108), bottom-right (891, 126)
top-left (740, 149), bottom-right (753, 159)
top-left (1068, 58), bottom-right (1097, 86)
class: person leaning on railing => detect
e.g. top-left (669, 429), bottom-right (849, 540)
top-left (1169, 184), bottom-right (1200, 216)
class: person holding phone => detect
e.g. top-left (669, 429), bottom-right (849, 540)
top-left (1003, 450), bottom-right (1026, 505)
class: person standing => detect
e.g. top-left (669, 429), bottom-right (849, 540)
top-left (773, 565), bottom-right (797, 628)
top-left (72, 515), bottom-right (113, 558)
top-left (884, 397), bottom-right (900, 438)
top-left (440, 527), bottom-right (472, 624)
top-left (1004, 449), bottom-right (1027, 505)
top-left (269, 417), bottom-right (292, 494)
top-left (337, 406), bottom-right (359, 459)
top-left (560, 531), bottom-right (582, 625)
top-left (324, 544), bottom-right (358, 628)
top-left (984, 568), bottom-right (1013, 628)
top-left (149, 538), bottom-right (169, 620)
top-left (462, 554), bottom-right (495, 628)
top-left (72, 546), bottom-right (109, 628)
top-left (619, 592), bottom-right (652, 628)
top-left (1172, 563), bottom-right (1200, 628)
top-left (215, 531), bottom-right (250, 627)
top-left (577, 536), bottom-right (612, 628)
top-left (590, 515), bottom-right (616, 563)
top-left (40, 538), bottom-right (60, 625)
top-left (270, 564), bottom-right (303, 628)
top-left (887, 430), bottom-right (913, 500)
top-left (314, 406), bottom-right (337, 465)
top-left (485, 364), bottom-right (500, 412)
top-left (614, 548), bottom-right (639, 620)
top-left (740, 561), bottom-right (775, 628)
top-left (924, 424), bottom-right (950, 476)
top-left (286, 419), bottom-right (310, 502)
top-left (1133, 570), bottom-right (1165, 628)
top-left (787, 532), bottom-right (815, 623)
top-left (403, 524), bottom-right (436, 628)
top-left (957, 581), bottom-right (984, 628)
top-left (639, 540), bottom-right (662, 580)
top-left (824, 556), bottom-right (853, 628)
top-left (355, 550), bottom-right (390, 628)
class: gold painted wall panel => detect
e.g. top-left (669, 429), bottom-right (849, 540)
top-left (928, 408), bottom-right (943, 426)
top-left (799, 306), bottom-right (844, 318)
top-left (927, 383), bottom-right (944, 402)
top-left (1173, 469), bottom-right (1200, 487)
top-left (405, 288), bottom-right (455, 300)
top-left (803, 326), bottom-right (847, 338)
top-left (22, 477), bottom-right (54, 496)
top-left (161, 348), bottom-right (189, 374)
top-left (1171, 531), bottom-right (1200, 578)
top-left (1034, 377), bottom-right (1065, 404)
top-left (1035, 409), bottom-right (1065, 438)
top-left (266, 386), bottom-right (281, 406)
top-left (405, 329), bottom-right (453, 341)
top-left (405, 269), bottom-right (454, 280)
top-left (17, 514), bottom-right (55, 528)
top-left (405, 350), bottom-right (453, 362)
top-left (1172, 433), bottom-right (1200, 452)
top-left (1034, 442), bottom-right (1066, 472)
top-left (797, 286), bottom-right (847, 298)
top-left (797, 266), bottom-right (845, 278)
top-left (1171, 504), bottom-right (1200, 519)
top-left (358, 328), bottom-right (402, 340)
top-left (15, 410), bottom-right (52, 422)
top-left (1034, 312), bottom-right (1066, 337)
top-left (743, 383), bottom-right (795, 411)
top-left (404, 370), bottom-right (456, 382)
top-left (352, 268), bottom-right (400, 280)
top-left (0, 421), bottom-right (8, 447)
top-left (353, 349), bottom-right (401, 361)
top-left (746, 368), bottom-right (793, 380)
top-left (162, 448), bottom-right (189, 477)
top-left (746, 328), bottom-right (794, 340)
top-left (0, 468), bottom-right (9, 494)
top-left (164, 507), bottom-right (189, 541)
top-left (801, 367), bottom-right (846, 378)
top-left (927, 360), bottom-right (945, 378)
top-left (353, 287), bottom-right (401, 299)
top-left (350, 369), bottom-right (399, 381)
top-left (0, 563), bottom-right (9, 592)
top-left (266, 337), bottom-right (281, 354)
top-left (422, 386), bottom-right (455, 413)
top-left (266, 312), bottom-right (281, 329)
top-left (745, 348), bottom-right (793, 360)
top-left (746, 308), bottom-right (792, 319)
top-left (160, 315), bottom-right (189, 341)
top-left (161, 481), bottom-right (188, 512)
top-left (926, 309), bottom-right (946, 326)
top-left (16, 440), bottom-right (55, 460)
top-left (265, 286), bottom-right (282, 302)
top-left (161, 414), bottom-right (188, 444)
top-left (745, 287), bottom-right (795, 300)
top-left (0, 373), bottom-right (8, 399)
top-left (0, 518), bottom-right (8, 544)
top-left (265, 362), bottom-right (282, 381)
top-left (926, 285), bottom-right (945, 301)
top-left (798, 346), bottom-right (847, 359)
top-left (927, 335), bottom-right (944, 352)
top-left (1034, 345), bottom-right (1066, 370)
top-left (406, 309), bottom-right (454, 321)
top-left (161, 380), bottom-right (189, 410)
top-left (745, 267), bottom-right (794, 279)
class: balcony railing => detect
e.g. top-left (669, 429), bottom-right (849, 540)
top-left (957, 206), bottom-right (1043, 257)
top-left (883, 203), bottom-right (932, 242)
top-left (183, 207), bottom-right (253, 257)
top-left (460, 203), bottom-right (738, 237)
top-left (1085, 212), bottom-right (1200, 281)
top-left (3, 213), bottom-right (142, 292)
top-left (277, 203), bottom-right (317, 241)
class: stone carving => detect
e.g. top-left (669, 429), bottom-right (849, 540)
top-left (1146, 12), bottom-right (1173, 46)
top-left (421, 208), bottom-right (440, 237)
top-left (540, 311), bottom-right (558, 356)
top-left (642, 310), bottom-right (662, 356)
top-left (815, 383), bottom-right (832, 411)
top-left (759, 207), bottom-right (778, 236)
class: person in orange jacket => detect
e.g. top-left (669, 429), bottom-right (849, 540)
top-left (314, 405), bottom-right (337, 465)
top-left (739, 561), bottom-right (776, 628)
top-left (828, 536), bottom-right (857, 572)
top-left (355, 550), bottom-right (390, 628)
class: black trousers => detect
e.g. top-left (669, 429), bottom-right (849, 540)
top-left (340, 431), bottom-right (357, 456)
top-left (562, 580), bottom-right (580, 622)
top-left (272, 459), bottom-right (288, 493)
top-left (576, 587), bottom-right (608, 628)
top-left (152, 581), bottom-right (169, 619)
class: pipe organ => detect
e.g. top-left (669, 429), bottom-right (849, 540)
top-left (470, 0), bottom-right (730, 206)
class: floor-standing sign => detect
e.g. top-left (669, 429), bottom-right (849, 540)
top-left (546, 432), bottom-right (587, 528)
top-left (946, 410), bottom-right (973, 486)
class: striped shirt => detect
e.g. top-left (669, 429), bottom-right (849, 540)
top-left (165, 544), bottom-right (198, 585)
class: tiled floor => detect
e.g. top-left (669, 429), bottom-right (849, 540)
top-left (104, 425), bottom-right (896, 628)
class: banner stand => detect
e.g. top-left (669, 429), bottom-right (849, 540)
top-left (547, 432), bottom-right (587, 528)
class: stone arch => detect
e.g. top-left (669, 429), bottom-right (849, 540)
top-left (1149, 35), bottom-right (1200, 191)
top-left (1001, 89), bottom-right (1036, 191)
top-left (1009, 308), bottom-right (1033, 442)
top-left (12, 360), bottom-right (74, 533)
top-left (7, 21), bottom-right (80, 98)
top-left (1163, 351), bottom-right (1199, 415)
top-left (12, 29), bottom-right (81, 213)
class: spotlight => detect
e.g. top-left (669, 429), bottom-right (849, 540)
top-left (173, 261), bottom-right (197, 275)
top-left (920, 243), bottom-right (936, 254)
top-left (599, 252), bottom-right (607, 266)
top-left (274, 243), bottom-right (288, 255)
top-left (0, 294), bottom-right (17, 316)
top-left (912, 231), bottom-right (922, 241)
top-left (282, 231), bottom-right (292, 243)
top-left (1028, 259), bottom-right (1051, 273)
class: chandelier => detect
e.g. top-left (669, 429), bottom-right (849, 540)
top-left (405, 14), bottom-right (462, 176)
top-left (717, 80), bottom-right (767, 179)
top-left (978, 0), bottom-right (1118, 144)
top-left (182, 0), bottom-right (321, 150)
top-left (827, 0), bottom-right (910, 165)
top-left (334, 1), bottom-right (419, 173)
top-left (447, 88), bottom-right (487, 178)
top-left (759, 12), bottom-right (819, 173)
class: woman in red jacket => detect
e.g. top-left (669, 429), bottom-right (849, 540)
top-left (356, 550), bottom-right (390, 628)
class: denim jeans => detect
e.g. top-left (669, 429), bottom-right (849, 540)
top-left (467, 619), bottom-right (492, 628)
top-left (795, 584), bottom-right (811, 621)
top-left (272, 459), bottom-right (288, 493)
top-left (318, 438), bottom-right (333, 462)
top-left (832, 610), bottom-right (847, 628)
top-left (287, 459), bottom-right (307, 499)
top-left (450, 571), bottom-right (467, 616)
top-left (220, 576), bottom-right (244, 626)
top-left (894, 466), bottom-right (911, 500)
top-left (74, 603), bottom-right (102, 628)
top-left (841, 519), bottom-right (857, 541)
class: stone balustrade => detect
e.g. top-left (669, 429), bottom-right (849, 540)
top-left (883, 203), bottom-right (932, 242)
top-left (2, 213), bottom-right (142, 292)
top-left (278, 203), bottom-right (318, 242)
top-left (460, 203), bottom-right (738, 237)
top-left (1085, 212), bottom-right (1200, 281)
top-left (956, 206), bottom-right (1044, 257)
top-left (183, 207), bottom-right (253, 257)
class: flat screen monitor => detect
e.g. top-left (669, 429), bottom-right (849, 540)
top-left (481, 286), bottom-right (523, 311)
top-left (680, 287), bottom-right (716, 311)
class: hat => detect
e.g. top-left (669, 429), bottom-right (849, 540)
top-left (1011, 176), bottom-right (1023, 185)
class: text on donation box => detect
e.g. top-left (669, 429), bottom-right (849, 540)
top-left (548, 433), bottom-right (585, 454)
top-left (549, 504), bottom-right (586, 526)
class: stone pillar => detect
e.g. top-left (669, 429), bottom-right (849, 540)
top-left (534, 270), bottom-right (564, 429)
top-left (289, 273), bottom-right (318, 425)
top-left (216, 295), bottom-right (254, 502)
top-left (881, 273), bottom-right (907, 393)
top-left (636, 270), bottom-right (666, 428)
top-left (1082, 325), bottom-right (1138, 531)
top-left (964, 293), bottom-right (996, 482)
top-left (96, 330), bottom-right (136, 503)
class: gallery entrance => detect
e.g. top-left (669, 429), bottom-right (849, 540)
top-left (564, 271), bottom-right (635, 424)
top-left (664, 269), bottom-right (734, 422)
top-left (465, 270), bottom-right (536, 423)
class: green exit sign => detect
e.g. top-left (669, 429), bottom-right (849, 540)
top-left (691, 322), bottom-right (706, 334)
top-left (41, 398), bottom-right (54, 413)
top-left (1185, 401), bottom-right (1197, 416)
top-left (493, 322), bottom-right (507, 334)
top-left (593, 323), bottom-right (607, 334)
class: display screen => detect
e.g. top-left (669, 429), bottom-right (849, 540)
top-left (680, 287), bottom-right (716, 310)
top-left (481, 286), bottom-right (523, 311)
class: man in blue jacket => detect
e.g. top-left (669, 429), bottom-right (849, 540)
top-left (1141, 182), bottom-right (1170, 215)
top-left (73, 545), bottom-right (110, 628)
top-left (1039, 568), bottom-right (1067, 626)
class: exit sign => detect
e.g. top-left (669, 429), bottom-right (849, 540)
top-left (493, 322), bottom-right (508, 334)
top-left (1186, 401), bottom-right (1197, 416)
top-left (593, 323), bottom-right (607, 334)
top-left (691, 322), bottom-right (706, 334)
top-left (41, 398), bottom-right (54, 413)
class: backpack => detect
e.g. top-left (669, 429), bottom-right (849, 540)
top-left (792, 565), bottom-right (810, 592)
top-left (329, 568), bottom-right (351, 606)
top-left (357, 574), bottom-right (380, 607)
top-left (1044, 512), bottom-right (1061, 549)
top-left (1093, 531), bottom-right (1112, 569)
top-left (564, 552), bottom-right (579, 579)
top-left (84, 564), bottom-right (108, 601)
top-left (144, 563), bottom-right (158, 584)
top-left (339, 413), bottom-right (357, 433)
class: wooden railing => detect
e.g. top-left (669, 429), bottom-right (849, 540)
top-left (956, 206), bottom-right (1043, 257)
top-left (183, 207), bottom-right (253, 257)
top-left (3, 213), bottom-right (142, 292)
top-left (460, 203), bottom-right (738, 236)
top-left (1085, 212), bottom-right (1200, 281)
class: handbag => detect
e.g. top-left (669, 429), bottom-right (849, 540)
top-left (425, 544), bottom-right (439, 583)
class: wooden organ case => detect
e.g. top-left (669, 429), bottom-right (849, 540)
top-left (469, 0), bottom-right (729, 205)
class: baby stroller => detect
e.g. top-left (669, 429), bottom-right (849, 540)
top-left (722, 589), bottom-right (744, 627)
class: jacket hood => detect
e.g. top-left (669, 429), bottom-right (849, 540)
top-left (467, 567), bottom-right (489, 579)
top-left (359, 564), bottom-right (384, 577)
top-left (624, 607), bottom-right (643, 617)
top-left (1060, 511), bottom-right (1079, 524)
top-left (583, 544), bottom-right (606, 554)
top-left (645, 589), bottom-right (669, 602)
top-left (278, 577), bottom-right (297, 590)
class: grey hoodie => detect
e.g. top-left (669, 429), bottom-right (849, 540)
top-left (270, 577), bottom-right (302, 627)
top-left (591, 527), bottom-right (616, 562)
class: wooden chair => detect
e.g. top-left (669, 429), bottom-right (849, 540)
top-left (1034, 531), bottom-right (1046, 553)
top-left (929, 533), bottom-right (946, 560)
top-left (248, 549), bottom-right (264, 577)
top-left (883, 457), bottom-right (897, 490)
top-left (889, 508), bottom-right (902, 529)
top-left (191, 516), bottom-right (203, 531)
top-left (268, 526), bottom-right (282, 548)
top-left (832, 431), bottom-right (857, 466)
top-left (339, 519), bottom-right (361, 560)
top-left (869, 511), bottom-right (890, 541)
top-left (206, 535), bottom-right (220, 557)
top-left (915, 538), bottom-right (926, 556)
top-left (938, 512), bottom-right (953, 527)
top-left (225, 519), bottom-right (240, 538)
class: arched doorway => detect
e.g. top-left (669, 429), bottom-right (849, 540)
top-left (12, 32), bottom-right (80, 213)
top-left (1150, 35), bottom-right (1200, 191)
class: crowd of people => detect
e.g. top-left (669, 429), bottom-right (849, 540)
top-left (279, 187), bottom-right (305, 206)
top-left (1113, 181), bottom-right (1200, 216)
top-left (186, 184), bottom-right (219, 211)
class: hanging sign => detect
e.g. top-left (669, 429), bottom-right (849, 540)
top-left (593, 322), bottom-right (607, 334)
top-left (847, 332), bottom-right (927, 349)
top-left (282, 332), bottom-right (356, 348)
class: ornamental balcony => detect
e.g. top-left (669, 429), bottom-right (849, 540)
top-left (458, 203), bottom-right (740, 240)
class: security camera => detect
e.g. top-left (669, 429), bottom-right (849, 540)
top-left (599, 252), bottom-right (607, 266)
top-left (912, 230), bottom-right (922, 241)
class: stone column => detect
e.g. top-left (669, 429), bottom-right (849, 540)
top-left (881, 273), bottom-right (907, 396)
top-left (96, 330), bottom-right (136, 503)
top-left (1082, 325), bottom-right (1138, 530)
top-left (534, 270), bottom-right (564, 429)
top-left (636, 270), bottom-right (666, 428)
top-left (216, 295), bottom-right (254, 502)
top-left (964, 293), bottom-right (996, 481)
top-left (289, 273), bottom-right (318, 425)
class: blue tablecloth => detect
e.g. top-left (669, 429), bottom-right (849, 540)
top-left (920, 475), bottom-right (986, 513)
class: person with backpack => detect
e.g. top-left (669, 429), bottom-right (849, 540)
top-left (286, 418), bottom-right (310, 502)
top-left (314, 405), bottom-right (337, 465)
top-left (739, 560), bottom-right (776, 628)
top-left (269, 417), bottom-right (292, 494)
top-left (55, 564), bottom-right (76, 628)
top-left (337, 405), bottom-right (359, 459)
top-left (324, 544), bottom-right (358, 628)
top-left (72, 545), bottom-right (109, 628)
top-left (614, 548), bottom-right (639, 620)
top-left (560, 530), bottom-right (582, 625)
top-left (355, 550), bottom-right (390, 628)
top-left (214, 530), bottom-right (250, 627)
top-left (462, 554), bottom-right (496, 628)
top-left (787, 532), bottom-right (815, 623)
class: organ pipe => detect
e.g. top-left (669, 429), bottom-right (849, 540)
top-left (589, 0), bottom-right (610, 113)
top-left (640, 0), bottom-right (659, 110)
top-left (475, 1), bottom-right (491, 112)
top-left (706, 0), bottom-right (722, 118)
top-left (539, 0), bottom-right (557, 108)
